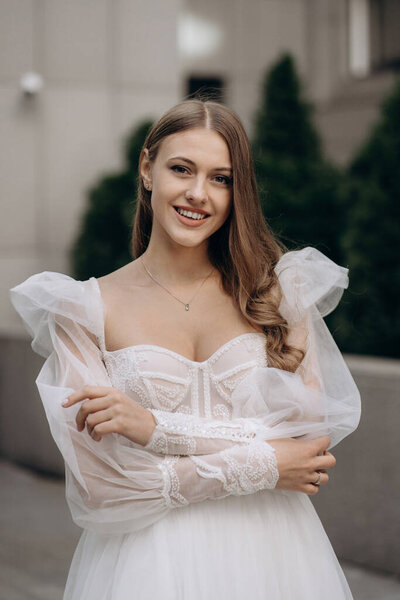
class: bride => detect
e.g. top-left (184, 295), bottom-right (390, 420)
top-left (10, 99), bottom-right (361, 599)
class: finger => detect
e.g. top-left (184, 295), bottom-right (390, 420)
top-left (314, 452), bottom-right (336, 471)
top-left (311, 471), bottom-right (329, 486)
top-left (319, 472), bottom-right (329, 485)
top-left (76, 397), bottom-right (111, 431)
top-left (63, 385), bottom-right (113, 407)
top-left (86, 409), bottom-right (113, 430)
top-left (305, 483), bottom-right (320, 495)
top-left (92, 420), bottom-right (117, 437)
top-left (86, 422), bottom-right (102, 442)
top-left (313, 435), bottom-right (331, 453)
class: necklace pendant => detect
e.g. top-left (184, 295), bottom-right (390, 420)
top-left (185, 304), bottom-right (190, 311)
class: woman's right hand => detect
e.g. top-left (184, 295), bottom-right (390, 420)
top-left (268, 435), bottom-right (336, 495)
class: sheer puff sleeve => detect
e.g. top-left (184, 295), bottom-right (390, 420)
top-left (228, 247), bottom-right (361, 449)
top-left (9, 272), bottom-right (278, 536)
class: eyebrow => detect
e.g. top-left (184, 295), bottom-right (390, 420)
top-left (168, 155), bottom-right (233, 174)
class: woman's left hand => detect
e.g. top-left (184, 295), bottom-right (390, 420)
top-left (62, 385), bottom-right (156, 445)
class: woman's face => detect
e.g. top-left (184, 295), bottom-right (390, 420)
top-left (141, 127), bottom-right (233, 250)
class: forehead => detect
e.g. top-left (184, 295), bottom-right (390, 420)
top-left (157, 128), bottom-right (231, 165)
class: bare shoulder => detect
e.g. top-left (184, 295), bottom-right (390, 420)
top-left (95, 259), bottom-right (155, 351)
top-left (96, 259), bottom-right (146, 303)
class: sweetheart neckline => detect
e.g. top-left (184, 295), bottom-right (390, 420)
top-left (100, 332), bottom-right (267, 365)
top-left (90, 277), bottom-right (267, 365)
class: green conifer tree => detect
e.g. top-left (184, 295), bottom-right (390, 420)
top-left (252, 53), bottom-right (344, 264)
top-left (337, 79), bottom-right (400, 357)
top-left (71, 120), bottom-right (153, 280)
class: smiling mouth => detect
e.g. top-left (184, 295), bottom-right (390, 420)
top-left (173, 207), bottom-right (210, 220)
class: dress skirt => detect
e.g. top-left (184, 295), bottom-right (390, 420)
top-left (64, 489), bottom-right (353, 600)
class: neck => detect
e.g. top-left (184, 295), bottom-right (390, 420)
top-left (141, 238), bottom-right (214, 286)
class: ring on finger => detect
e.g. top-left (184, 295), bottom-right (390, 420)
top-left (314, 471), bottom-right (321, 486)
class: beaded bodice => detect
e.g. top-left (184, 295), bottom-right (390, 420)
top-left (102, 333), bottom-right (268, 419)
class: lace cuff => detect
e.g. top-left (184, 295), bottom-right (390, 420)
top-left (158, 440), bottom-right (279, 509)
top-left (144, 409), bottom-right (269, 456)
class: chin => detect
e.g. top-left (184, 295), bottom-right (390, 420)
top-left (169, 232), bottom-right (210, 249)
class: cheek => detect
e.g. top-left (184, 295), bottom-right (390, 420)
top-left (152, 175), bottom-right (185, 207)
top-left (219, 195), bottom-right (233, 221)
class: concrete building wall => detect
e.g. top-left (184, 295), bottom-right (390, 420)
top-left (1, 0), bottom-right (181, 339)
top-left (312, 355), bottom-right (400, 575)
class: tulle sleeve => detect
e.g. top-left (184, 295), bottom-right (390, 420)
top-left (10, 273), bottom-right (174, 533)
top-left (9, 272), bottom-right (279, 535)
top-left (229, 247), bottom-right (361, 449)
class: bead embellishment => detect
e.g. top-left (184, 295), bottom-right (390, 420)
top-left (190, 441), bottom-right (279, 495)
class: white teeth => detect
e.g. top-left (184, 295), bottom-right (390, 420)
top-left (176, 208), bottom-right (207, 220)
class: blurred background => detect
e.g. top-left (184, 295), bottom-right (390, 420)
top-left (0, 1), bottom-right (399, 598)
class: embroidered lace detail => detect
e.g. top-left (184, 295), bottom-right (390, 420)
top-left (244, 336), bottom-right (269, 368)
top-left (191, 441), bottom-right (279, 495)
top-left (102, 352), bottom-right (134, 395)
top-left (148, 431), bottom-right (197, 455)
top-left (103, 349), bottom-right (190, 411)
top-left (158, 457), bottom-right (189, 508)
top-left (213, 403), bottom-right (231, 419)
top-left (216, 368), bottom-right (255, 393)
top-left (175, 405), bottom-right (193, 415)
top-left (146, 380), bottom-right (188, 411)
top-left (145, 409), bottom-right (270, 456)
top-left (128, 379), bottom-right (152, 408)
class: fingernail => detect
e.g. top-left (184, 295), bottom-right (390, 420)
top-left (62, 398), bottom-right (69, 406)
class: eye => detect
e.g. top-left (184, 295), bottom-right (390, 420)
top-left (171, 165), bottom-right (189, 175)
top-left (215, 175), bottom-right (233, 186)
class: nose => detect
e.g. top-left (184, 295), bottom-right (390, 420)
top-left (185, 176), bottom-right (208, 204)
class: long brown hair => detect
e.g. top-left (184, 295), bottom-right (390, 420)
top-left (132, 99), bottom-right (303, 372)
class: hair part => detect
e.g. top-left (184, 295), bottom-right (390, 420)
top-left (132, 99), bottom-right (304, 372)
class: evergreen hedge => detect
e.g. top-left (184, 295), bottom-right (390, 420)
top-left (71, 120), bottom-right (152, 280)
top-left (252, 54), bottom-right (345, 265)
top-left (335, 79), bottom-right (400, 357)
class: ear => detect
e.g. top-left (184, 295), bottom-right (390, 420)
top-left (139, 148), bottom-right (152, 185)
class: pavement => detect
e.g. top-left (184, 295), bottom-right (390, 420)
top-left (1, 459), bottom-right (400, 600)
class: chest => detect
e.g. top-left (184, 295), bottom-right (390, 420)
top-left (102, 281), bottom-right (263, 363)
top-left (102, 333), bottom-right (268, 419)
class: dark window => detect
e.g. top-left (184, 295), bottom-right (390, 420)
top-left (186, 76), bottom-right (225, 103)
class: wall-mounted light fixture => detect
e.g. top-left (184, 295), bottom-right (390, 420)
top-left (20, 71), bottom-right (44, 95)
top-left (178, 14), bottom-right (222, 60)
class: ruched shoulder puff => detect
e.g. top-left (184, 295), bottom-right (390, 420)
top-left (230, 247), bottom-right (361, 450)
top-left (274, 246), bottom-right (349, 325)
top-left (10, 272), bottom-right (103, 359)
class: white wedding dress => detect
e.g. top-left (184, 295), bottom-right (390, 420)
top-left (10, 247), bottom-right (361, 600)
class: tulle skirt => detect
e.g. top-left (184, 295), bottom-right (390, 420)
top-left (64, 489), bottom-right (353, 600)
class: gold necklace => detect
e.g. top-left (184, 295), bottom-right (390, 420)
top-left (141, 257), bottom-right (214, 311)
